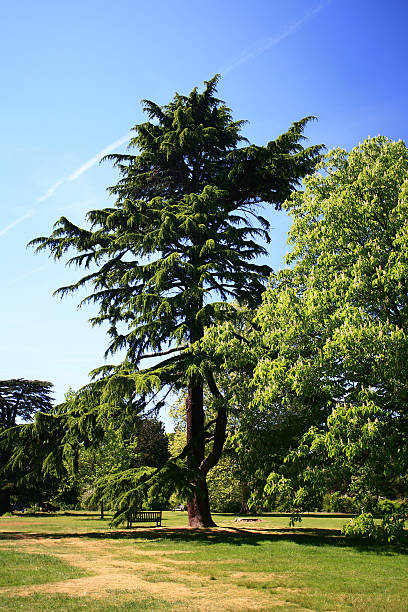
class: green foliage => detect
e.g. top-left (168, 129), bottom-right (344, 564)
top-left (29, 75), bottom-right (321, 392)
top-left (4, 382), bottom-right (171, 517)
top-left (207, 454), bottom-right (242, 512)
top-left (0, 379), bottom-right (53, 428)
top-left (199, 304), bottom-right (325, 513)
top-left (168, 429), bottom-right (186, 456)
top-left (0, 379), bottom-right (55, 513)
top-left (88, 458), bottom-right (198, 525)
top-left (80, 416), bottom-right (169, 507)
top-left (78, 412), bottom-right (170, 514)
top-left (131, 419), bottom-right (169, 469)
top-left (342, 511), bottom-right (407, 543)
top-left (252, 137), bottom-right (408, 537)
top-left (89, 466), bottom-right (154, 525)
top-left (322, 492), bottom-right (358, 514)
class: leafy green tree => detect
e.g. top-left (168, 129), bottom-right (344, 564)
top-left (251, 137), bottom-right (408, 540)
top-left (206, 454), bottom-right (242, 513)
top-left (30, 76), bottom-right (322, 526)
top-left (79, 427), bottom-right (138, 517)
top-left (199, 306), bottom-right (325, 513)
top-left (3, 385), bottom-right (111, 517)
top-left (0, 379), bottom-right (53, 514)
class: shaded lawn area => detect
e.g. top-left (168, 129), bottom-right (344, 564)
top-left (0, 512), bottom-right (407, 611)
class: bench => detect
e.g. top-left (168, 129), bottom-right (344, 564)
top-left (126, 510), bottom-right (162, 528)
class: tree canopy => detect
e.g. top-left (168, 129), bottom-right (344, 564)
top-left (0, 379), bottom-right (54, 514)
top-left (249, 137), bottom-right (408, 540)
top-left (29, 76), bottom-right (322, 526)
top-left (0, 379), bottom-right (53, 429)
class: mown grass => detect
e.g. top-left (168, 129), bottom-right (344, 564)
top-left (0, 549), bottom-right (89, 587)
top-left (119, 528), bottom-right (408, 611)
top-left (0, 511), bottom-right (407, 611)
top-left (0, 592), bottom-right (173, 611)
top-left (0, 509), bottom-right (352, 534)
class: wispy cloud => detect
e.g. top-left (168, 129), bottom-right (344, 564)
top-left (0, 132), bottom-right (131, 238)
top-left (222, 0), bottom-right (332, 75)
top-left (0, 208), bottom-right (35, 237)
top-left (37, 132), bottom-right (132, 202)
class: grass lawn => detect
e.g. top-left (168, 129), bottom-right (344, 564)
top-left (0, 511), bottom-right (406, 611)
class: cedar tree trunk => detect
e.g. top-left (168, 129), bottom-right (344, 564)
top-left (186, 383), bottom-right (216, 527)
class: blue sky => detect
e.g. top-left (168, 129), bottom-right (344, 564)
top-left (1, 0), bottom-right (407, 428)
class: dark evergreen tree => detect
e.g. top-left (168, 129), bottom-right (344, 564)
top-left (30, 76), bottom-right (322, 526)
top-left (0, 379), bottom-right (53, 429)
top-left (0, 379), bottom-right (53, 514)
top-left (132, 419), bottom-right (169, 469)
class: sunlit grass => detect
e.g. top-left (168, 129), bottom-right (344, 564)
top-left (0, 511), bottom-right (407, 611)
top-left (0, 509), bottom-right (353, 533)
top-left (0, 549), bottom-right (89, 587)
top-left (0, 592), bottom-right (172, 612)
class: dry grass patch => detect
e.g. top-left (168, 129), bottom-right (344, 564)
top-left (0, 536), bottom-right (302, 611)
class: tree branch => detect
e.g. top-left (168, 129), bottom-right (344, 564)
top-left (138, 346), bottom-right (188, 360)
top-left (200, 370), bottom-right (227, 475)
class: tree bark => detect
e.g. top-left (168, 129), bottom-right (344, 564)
top-left (187, 473), bottom-right (215, 527)
top-left (186, 383), bottom-right (216, 527)
top-left (240, 483), bottom-right (250, 515)
top-left (0, 487), bottom-right (11, 516)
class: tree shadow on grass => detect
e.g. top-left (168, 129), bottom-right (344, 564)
top-left (1, 525), bottom-right (407, 555)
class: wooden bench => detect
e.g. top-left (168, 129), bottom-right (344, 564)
top-left (126, 510), bottom-right (162, 528)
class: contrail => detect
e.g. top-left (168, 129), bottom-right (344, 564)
top-left (222, 0), bottom-right (332, 75)
top-left (0, 208), bottom-right (35, 237)
top-left (37, 132), bottom-right (132, 202)
top-left (36, 179), bottom-right (66, 203)
top-left (1, 2), bottom-right (331, 239)
top-left (0, 132), bottom-right (131, 238)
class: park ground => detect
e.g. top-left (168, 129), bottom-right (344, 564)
top-left (0, 511), bottom-right (407, 611)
